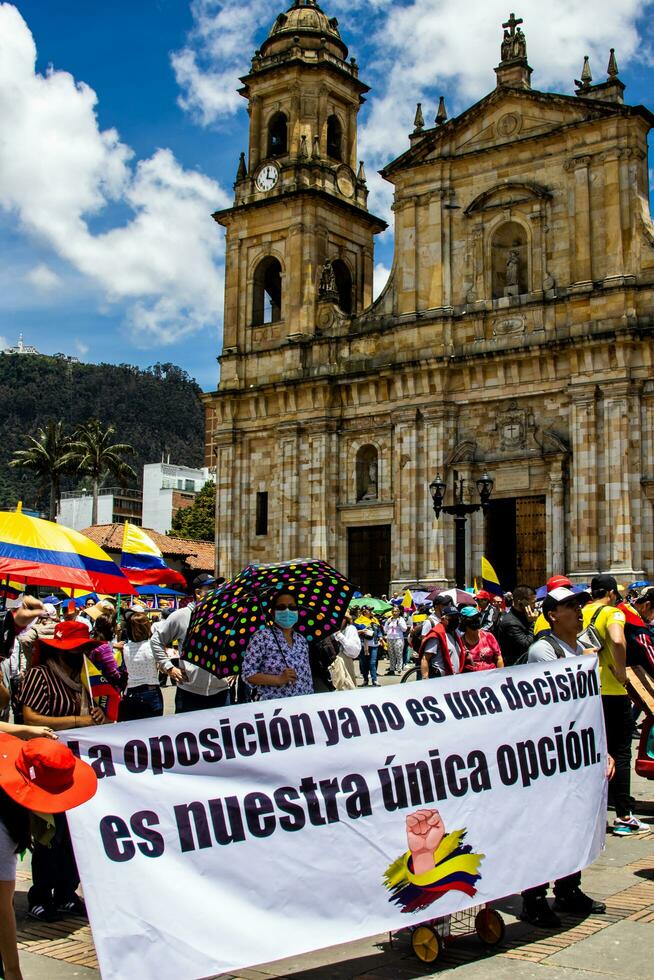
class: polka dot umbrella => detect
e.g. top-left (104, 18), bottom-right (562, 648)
top-left (181, 559), bottom-right (354, 678)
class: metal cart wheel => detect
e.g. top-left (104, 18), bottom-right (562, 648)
top-left (475, 907), bottom-right (505, 947)
top-left (411, 924), bottom-right (442, 963)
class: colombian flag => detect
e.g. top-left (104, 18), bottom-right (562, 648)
top-left (481, 557), bottom-right (503, 599)
top-left (0, 505), bottom-right (135, 594)
top-left (83, 653), bottom-right (123, 723)
top-left (120, 522), bottom-right (187, 590)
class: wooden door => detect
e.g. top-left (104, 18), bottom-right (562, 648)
top-left (515, 496), bottom-right (546, 588)
top-left (347, 525), bottom-right (391, 596)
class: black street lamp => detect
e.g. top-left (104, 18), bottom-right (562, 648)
top-left (429, 470), bottom-right (494, 589)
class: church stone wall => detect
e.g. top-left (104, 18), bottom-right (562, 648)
top-left (205, 6), bottom-right (654, 591)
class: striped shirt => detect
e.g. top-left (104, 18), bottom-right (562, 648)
top-left (19, 664), bottom-right (81, 718)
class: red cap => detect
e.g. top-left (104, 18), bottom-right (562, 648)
top-left (0, 736), bottom-right (97, 813)
top-left (475, 590), bottom-right (494, 601)
top-left (39, 620), bottom-right (95, 652)
top-left (546, 575), bottom-right (572, 592)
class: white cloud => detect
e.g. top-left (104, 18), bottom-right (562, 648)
top-left (358, 0), bottom-right (653, 176)
top-left (0, 336), bottom-right (7, 350)
top-left (75, 339), bottom-right (89, 356)
top-left (373, 261), bottom-right (391, 299)
top-left (25, 263), bottom-right (60, 291)
top-left (171, 0), bottom-right (653, 221)
top-left (0, 3), bottom-right (230, 346)
top-left (171, 0), bottom-right (273, 126)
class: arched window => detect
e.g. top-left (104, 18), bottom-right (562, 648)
top-left (252, 257), bottom-right (282, 326)
top-left (331, 259), bottom-right (353, 314)
top-left (356, 444), bottom-right (379, 502)
top-left (326, 114), bottom-right (343, 161)
top-left (491, 221), bottom-right (528, 299)
top-left (268, 112), bottom-right (288, 158)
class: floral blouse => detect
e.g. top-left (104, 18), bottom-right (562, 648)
top-left (242, 626), bottom-right (314, 700)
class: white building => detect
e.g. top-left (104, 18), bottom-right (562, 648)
top-left (141, 463), bottom-right (212, 534)
top-left (58, 488), bottom-right (143, 531)
top-left (3, 334), bottom-right (39, 355)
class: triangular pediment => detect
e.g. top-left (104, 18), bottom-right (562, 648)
top-left (382, 86), bottom-right (642, 177)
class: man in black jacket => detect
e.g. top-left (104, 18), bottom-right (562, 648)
top-left (496, 585), bottom-right (538, 665)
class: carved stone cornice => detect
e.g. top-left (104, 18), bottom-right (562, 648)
top-left (563, 154), bottom-right (593, 173)
top-left (568, 383), bottom-right (598, 406)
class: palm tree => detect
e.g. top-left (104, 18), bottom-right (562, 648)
top-left (64, 419), bottom-right (137, 526)
top-left (9, 420), bottom-right (72, 520)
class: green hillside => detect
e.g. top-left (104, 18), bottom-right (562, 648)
top-left (0, 355), bottom-right (205, 511)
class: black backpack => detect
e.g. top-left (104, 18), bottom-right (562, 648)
top-left (516, 630), bottom-right (568, 665)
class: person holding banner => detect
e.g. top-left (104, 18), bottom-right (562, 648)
top-left (0, 735), bottom-right (97, 980)
top-left (243, 592), bottom-right (313, 700)
top-left (17, 622), bottom-right (105, 922)
top-left (521, 587), bottom-right (607, 925)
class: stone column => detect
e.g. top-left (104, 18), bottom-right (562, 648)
top-left (602, 150), bottom-right (624, 282)
top-left (568, 385), bottom-right (598, 574)
top-left (642, 384), bottom-right (654, 575)
top-left (396, 199), bottom-right (417, 315)
top-left (602, 381), bottom-right (634, 572)
top-left (278, 422), bottom-right (300, 561)
top-left (392, 409), bottom-right (419, 583)
top-left (548, 457), bottom-right (566, 575)
top-left (304, 420), bottom-right (338, 562)
top-left (214, 431), bottom-right (236, 580)
top-left (249, 96), bottom-right (262, 172)
top-left (420, 406), bottom-right (456, 585)
top-left (457, 463), bottom-right (474, 587)
top-left (566, 156), bottom-right (592, 286)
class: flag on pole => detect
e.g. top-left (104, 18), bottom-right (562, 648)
top-left (401, 588), bottom-right (413, 611)
top-left (83, 655), bottom-right (122, 723)
top-left (120, 522), bottom-right (187, 590)
top-left (481, 557), bottom-right (503, 598)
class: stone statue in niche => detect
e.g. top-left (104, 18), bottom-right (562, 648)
top-left (356, 446), bottom-right (379, 501)
top-left (319, 259), bottom-right (338, 301)
top-left (504, 248), bottom-right (520, 297)
top-left (361, 459), bottom-right (378, 500)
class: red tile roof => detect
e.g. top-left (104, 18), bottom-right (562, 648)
top-left (80, 524), bottom-right (215, 572)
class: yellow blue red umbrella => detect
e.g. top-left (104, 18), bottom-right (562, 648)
top-left (0, 503), bottom-right (136, 595)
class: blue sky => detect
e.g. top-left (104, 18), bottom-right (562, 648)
top-left (2, 0), bottom-right (654, 390)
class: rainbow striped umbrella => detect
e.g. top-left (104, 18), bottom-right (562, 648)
top-left (0, 504), bottom-right (136, 594)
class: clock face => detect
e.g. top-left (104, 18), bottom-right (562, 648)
top-left (255, 164), bottom-right (280, 192)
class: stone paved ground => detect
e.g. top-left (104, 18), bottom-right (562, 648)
top-left (14, 675), bottom-right (654, 979)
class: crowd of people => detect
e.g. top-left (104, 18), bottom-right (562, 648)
top-left (0, 565), bottom-right (652, 972)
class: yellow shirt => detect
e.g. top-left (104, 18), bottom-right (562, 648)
top-left (582, 601), bottom-right (627, 696)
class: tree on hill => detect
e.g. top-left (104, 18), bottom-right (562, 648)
top-left (64, 419), bottom-right (137, 525)
top-left (168, 481), bottom-right (216, 541)
top-left (9, 420), bottom-right (73, 520)
top-left (0, 354), bottom-right (205, 511)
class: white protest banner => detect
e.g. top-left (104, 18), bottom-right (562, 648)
top-left (65, 658), bottom-right (607, 980)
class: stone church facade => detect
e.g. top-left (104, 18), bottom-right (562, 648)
top-left (204, 1), bottom-right (654, 594)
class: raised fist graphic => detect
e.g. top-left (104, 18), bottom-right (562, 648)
top-left (406, 809), bottom-right (446, 876)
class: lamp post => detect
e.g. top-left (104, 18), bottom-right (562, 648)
top-left (429, 471), bottom-right (494, 589)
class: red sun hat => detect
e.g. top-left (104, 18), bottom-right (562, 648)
top-left (39, 620), bottom-right (96, 652)
top-left (0, 735), bottom-right (97, 813)
top-left (546, 575), bottom-right (573, 592)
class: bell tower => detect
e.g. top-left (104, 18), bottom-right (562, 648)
top-left (213, 0), bottom-right (386, 388)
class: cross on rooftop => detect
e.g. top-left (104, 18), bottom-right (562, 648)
top-left (502, 12), bottom-right (523, 35)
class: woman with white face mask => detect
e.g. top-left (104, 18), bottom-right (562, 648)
top-left (242, 592), bottom-right (314, 701)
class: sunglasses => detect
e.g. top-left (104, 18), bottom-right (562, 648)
top-left (275, 603), bottom-right (298, 611)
